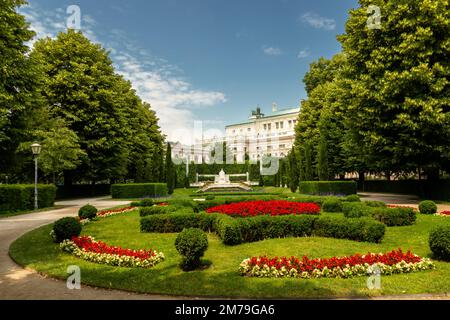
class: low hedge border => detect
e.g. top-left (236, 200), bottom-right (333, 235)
top-left (140, 213), bottom-right (385, 244)
top-left (298, 181), bottom-right (357, 196)
top-left (343, 202), bottom-right (416, 226)
top-left (0, 184), bottom-right (56, 213)
top-left (111, 183), bottom-right (168, 199)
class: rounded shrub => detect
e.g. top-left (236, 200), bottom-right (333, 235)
top-left (322, 198), bottom-right (343, 212)
top-left (429, 225), bottom-right (450, 261)
top-left (141, 198), bottom-right (154, 207)
top-left (175, 228), bottom-right (208, 271)
top-left (53, 217), bottom-right (82, 243)
top-left (78, 204), bottom-right (97, 220)
top-left (419, 200), bottom-right (437, 214)
top-left (205, 195), bottom-right (215, 201)
top-left (345, 194), bottom-right (361, 202)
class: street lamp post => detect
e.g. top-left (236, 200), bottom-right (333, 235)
top-left (31, 143), bottom-right (42, 210)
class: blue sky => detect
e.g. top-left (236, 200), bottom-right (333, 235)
top-left (20, 0), bottom-right (358, 143)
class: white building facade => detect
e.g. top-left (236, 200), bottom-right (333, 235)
top-left (225, 105), bottom-right (299, 162)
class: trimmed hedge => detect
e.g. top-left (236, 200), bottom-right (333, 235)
top-left (111, 183), bottom-right (168, 199)
top-left (313, 216), bottom-right (385, 243)
top-left (78, 204), bottom-right (98, 220)
top-left (56, 184), bottom-right (110, 200)
top-left (0, 184), bottom-right (56, 213)
top-left (298, 181), bottom-right (357, 196)
top-left (141, 212), bottom-right (385, 244)
top-left (322, 198), bottom-right (343, 212)
top-left (140, 212), bottom-right (217, 233)
top-left (175, 228), bottom-right (208, 270)
top-left (371, 207), bottom-right (417, 226)
top-left (139, 206), bottom-right (177, 217)
top-left (343, 202), bottom-right (373, 218)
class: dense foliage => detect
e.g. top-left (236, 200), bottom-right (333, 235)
top-left (0, 184), bottom-right (56, 213)
top-left (175, 228), bottom-right (208, 271)
top-left (429, 225), bottom-right (450, 261)
top-left (52, 217), bottom-right (82, 243)
top-left (111, 183), bottom-right (168, 199)
top-left (0, 2), bottom-right (165, 186)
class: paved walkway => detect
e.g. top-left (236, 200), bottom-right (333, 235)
top-left (1, 194), bottom-right (448, 300)
top-left (360, 192), bottom-right (450, 212)
top-left (0, 197), bottom-right (185, 300)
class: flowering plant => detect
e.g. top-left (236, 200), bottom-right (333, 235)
top-left (206, 200), bottom-right (320, 217)
top-left (60, 236), bottom-right (164, 268)
top-left (239, 249), bottom-right (434, 279)
top-left (439, 211), bottom-right (450, 216)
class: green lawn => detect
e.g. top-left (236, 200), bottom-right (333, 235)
top-left (9, 207), bottom-right (450, 298)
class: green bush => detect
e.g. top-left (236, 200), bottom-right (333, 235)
top-left (345, 194), bottom-right (361, 202)
top-left (53, 217), bottom-right (82, 243)
top-left (313, 216), bottom-right (385, 243)
top-left (322, 199), bottom-right (343, 212)
top-left (111, 183), bottom-right (168, 199)
top-left (342, 202), bottom-right (373, 218)
top-left (175, 228), bottom-right (209, 271)
top-left (364, 200), bottom-right (387, 207)
top-left (139, 205), bottom-right (176, 217)
top-left (205, 195), bottom-right (215, 200)
top-left (141, 198), bottom-right (154, 207)
top-left (371, 207), bottom-right (416, 226)
top-left (78, 204), bottom-right (98, 220)
top-left (419, 200), bottom-right (437, 214)
top-left (429, 225), bottom-right (450, 261)
top-left (0, 184), bottom-right (56, 213)
top-left (140, 213), bottom-right (217, 233)
top-left (298, 181), bottom-right (357, 196)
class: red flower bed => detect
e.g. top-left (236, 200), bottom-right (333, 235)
top-left (97, 206), bottom-right (137, 217)
top-left (72, 236), bottom-right (157, 260)
top-left (206, 200), bottom-right (320, 217)
top-left (245, 249), bottom-right (421, 272)
top-left (440, 211), bottom-right (450, 216)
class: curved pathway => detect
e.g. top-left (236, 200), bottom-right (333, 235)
top-left (0, 197), bottom-right (186, 300)
top-left (1, 194), bottom-right (448, 300)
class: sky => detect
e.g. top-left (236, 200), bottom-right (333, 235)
top-left (20, 0), bottom-right (358, 144)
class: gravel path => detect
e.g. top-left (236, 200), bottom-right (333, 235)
top-left (1, 194), bottom-right (448, 300)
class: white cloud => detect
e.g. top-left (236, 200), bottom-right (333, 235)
top-left (19, 3), bottom-right (227, 144)
top-left (263, 46), bottom-right (283, 56)
top-left (297, 48), bottom-right (310, 59)
top-left (300, 12), bottom-right (336, 30)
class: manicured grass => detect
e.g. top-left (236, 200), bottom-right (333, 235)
top-left (9, 208), bottom-right (450, 298)
top-left (0, 205), bottom-right (67, 219)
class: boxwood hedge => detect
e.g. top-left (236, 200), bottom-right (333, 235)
top-left (140, 212), bottom-right (385, 244)
top-left (298, 181), bottom-right (357, 196)
top-left (0, 184), bottom-right (56, 213)
top-left (111, 183), bottom-right (168, 199)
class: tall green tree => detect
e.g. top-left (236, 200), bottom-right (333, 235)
top-left (165, 143), bottom-right (175, 194)
top-left (338, 0), bottom-right (450, 178)
top-left (304, 143), bottom-right (313, 181)
top-left (0, 0), bottom-right (46, 178)
top-left (317, 134), bottom-right (329, 181)
top-left (288, 148), bottom-right (299, 192)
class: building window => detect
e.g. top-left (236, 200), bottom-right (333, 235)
top-left (268, 123), bottom-right (271, 130)
top-left (280, 121), bottom-right (284, 129)
top-left (288, 120), bottom-right (292, 127)
top-left (263, 124), bottom-right (267, 130)
top-left (279, 144), bottom-right (285, 149)
top-left (247, 128), bottom-right (251, 132)
top-left (275, 122), bottom-right (279, 129)
top-left (232, 129), bottom-right (235, 133)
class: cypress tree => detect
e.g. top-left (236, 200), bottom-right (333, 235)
top-left (288, 149), bottom-right (299, 193)
top-left (304, 143), bottom-right (313, 181)
top-left (317, 135), bottom-right (329, 181)
top-left (165, 143), bottom-right (175, 194)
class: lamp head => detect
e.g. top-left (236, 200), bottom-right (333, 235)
top-left (31, 143), bottom-right (41, 155)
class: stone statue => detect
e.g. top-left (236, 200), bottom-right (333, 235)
top-left (216, 169), bottom-right (230, 184)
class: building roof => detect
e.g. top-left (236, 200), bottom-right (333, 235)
top-left (225, 107), bottom-right (300, 128)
